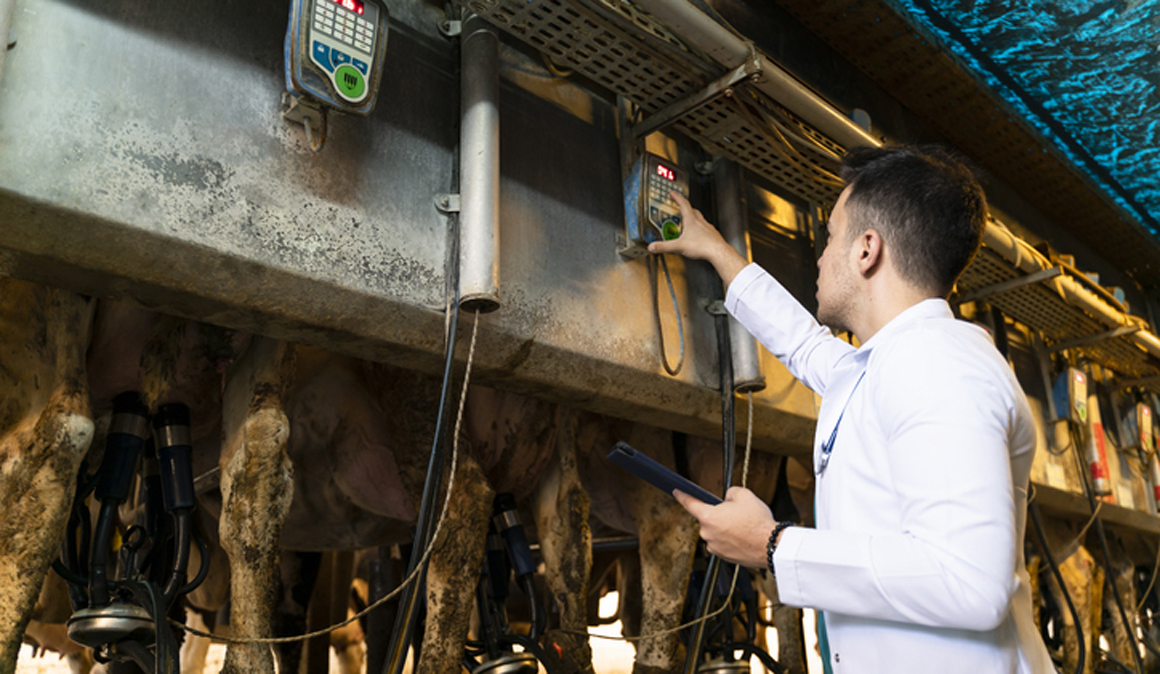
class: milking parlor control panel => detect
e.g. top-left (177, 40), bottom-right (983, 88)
top-left (622, 152), bottom-right (689, 258)
top-left (285, 0), bottom-right (389, 114)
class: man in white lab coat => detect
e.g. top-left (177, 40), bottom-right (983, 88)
top-left (649, 146), bottom-right (1054, 673)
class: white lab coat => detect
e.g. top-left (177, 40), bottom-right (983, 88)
top-left (725, 263), bottom-right (1054, 673)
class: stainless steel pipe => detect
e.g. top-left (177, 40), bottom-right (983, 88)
top-left (713, 160), bottom-right (766, 393)
top-left (981, 221), bottom-right (1160, 359)
top-left (459, 12), bottom-right (501, 313)
top-left (630, 0), bottom-right (880, 150)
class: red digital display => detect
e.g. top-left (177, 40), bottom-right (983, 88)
top-left (333, 0), bottom-right (364, 15)
top-left (656, 164), bottom-right (675, 181)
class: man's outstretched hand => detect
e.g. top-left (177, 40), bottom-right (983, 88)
top-left (648, 192), bottom-right (749, 287)
top-left (674, 485), bottom-right (776, 570)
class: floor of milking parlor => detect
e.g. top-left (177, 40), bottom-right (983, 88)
top-left (17, 594), bottom-right (826, 673)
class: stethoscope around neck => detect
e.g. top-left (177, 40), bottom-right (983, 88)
top-left (816, 370), bottom-right (867, 476)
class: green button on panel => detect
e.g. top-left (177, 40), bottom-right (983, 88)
top-left (661, 219), bottom-right (682, 241)
top-left (335, 65), bottom-right (366, 100)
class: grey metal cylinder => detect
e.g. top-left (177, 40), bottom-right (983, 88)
top-left (459, 12), bottom-right (501, 313)
top-left (713, 160), bottom-right (765, 393)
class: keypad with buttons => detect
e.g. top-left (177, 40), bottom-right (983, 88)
top-left (312, 0), bottom-right (375, 55)
top-left (645, 155), bottom-right (688, 241)
top-left (305, 0), bottom-right (382, 104)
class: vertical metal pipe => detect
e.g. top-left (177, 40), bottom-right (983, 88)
top-left (713, 160), bottom-right (766, 394)
top-left (0, 0), bottom-right (16, 89)
top-left (459, 12), bottom-right (501, 313)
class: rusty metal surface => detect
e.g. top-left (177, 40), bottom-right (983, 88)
top-left (0, 0), bottom-right (819, 455)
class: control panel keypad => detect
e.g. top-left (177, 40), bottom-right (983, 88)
top-left (313, 1), bottom-right (374, 55)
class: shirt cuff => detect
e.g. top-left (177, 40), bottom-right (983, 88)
top-left (724, 262), bottom-right (765, 315)
top-left (772, 525), bottom-right (808, 606)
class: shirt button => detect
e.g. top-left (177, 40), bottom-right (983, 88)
top-left (834, 653), bottom-right (840, 663)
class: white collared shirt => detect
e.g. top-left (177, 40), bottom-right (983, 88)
top-left (725, 263), bottom-right (1053, 674)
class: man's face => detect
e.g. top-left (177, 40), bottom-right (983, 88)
top-left (816, 187), bottom-right (857, 332)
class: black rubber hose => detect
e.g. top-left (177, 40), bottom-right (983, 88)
top-left (161, 510), bottom-right (193, 608)
top-left (1029, 498), bottom-right (1085, 674)
top-left (383, 223), bottom-right (462, 674)
top-left (684, 307), bottom-right (737, 672)
top-left (517, 573), bottom-right (545, 642)
top-left (179, 522), bottom-right (210, 595)
top-left (88, 501), bottom-right (120, 607)
top-left (723, 641), bottom-right (787, 674)
top-left (1094, 517), bottom-right (1146, 674)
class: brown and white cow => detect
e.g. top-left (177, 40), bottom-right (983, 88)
top-left (2, 279), bottom-right (744, 674)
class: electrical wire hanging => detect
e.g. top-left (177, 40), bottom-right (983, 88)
top-left (726, 90), bottom-right (844, 189)
top-left (650, 254), bottom-right (686, 376)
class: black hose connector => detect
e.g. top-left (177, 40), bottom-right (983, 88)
top-left (493, 494), bottom-right (535, 579)
top-left (90, 392), bottom-right (151, 608)
top-left (484, 527), bottom-right (511, 602)
top-left (153, 404), bottom-right (196, 512)
top-left (96, 392), bottom-right (149, 503)
top-left (492, 494), bottom-right (545, 641)
top-left (153, 404), bottom-right (196, 609)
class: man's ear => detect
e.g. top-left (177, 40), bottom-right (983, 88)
top-left (857, 229), bottom-right (883, 276)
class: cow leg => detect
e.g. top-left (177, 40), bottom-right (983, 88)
top-left (1041, 533), bottom-right (1101, 674)
top-left (534, 407), bottom-right (594, 673)
top-left (626, 427), bottom-right (697, 674)
top-left (1103, 550), bottom-right (1139, 669)
top-left (0, 281), bottom-right (94, 673)
top-left (218, 338), bottom-right (295, 673)
top-left (755, 572), bottom-right (806, 674)
top-left (416, 449), bottom-right (493, 672)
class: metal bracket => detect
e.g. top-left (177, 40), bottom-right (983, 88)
top-left (956, 266), bottom-right (1063, 304)
top-left (632, 50), bottom-right (763, 139)
top-left (438, 19), bottom-right (461, 37)
top-left (434, 193), bottom-right (461, 214)
top-left (1048, 324), bottom-right (1142, 353)
top-left (281, 92), bottom-right (327, 152)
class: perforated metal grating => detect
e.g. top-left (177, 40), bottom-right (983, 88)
top-left (462, 0), bottom-right (844, 205)
top-left (957, 249), bottom-right (1160, 386)
top-left (465, 0), bottom-right (1160, 385)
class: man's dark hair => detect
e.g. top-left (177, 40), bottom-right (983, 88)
top-left (840, 145), bottom-right (987, 297)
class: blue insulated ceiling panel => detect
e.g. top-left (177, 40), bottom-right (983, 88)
top-left (887, 0), bottom-right (1160, 239)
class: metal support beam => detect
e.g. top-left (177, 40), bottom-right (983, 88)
top-left (955, 266), bottom-right (1062, 304)
top-left (631, 0), bottom-right (881, 150)
top-left (633, 52), bottom-right (762, 139)
top-left (1048, 324), bottom-right (1142, 353)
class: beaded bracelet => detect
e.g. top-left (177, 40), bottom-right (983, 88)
top-left (766, 520), bottom-right (795, 576)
